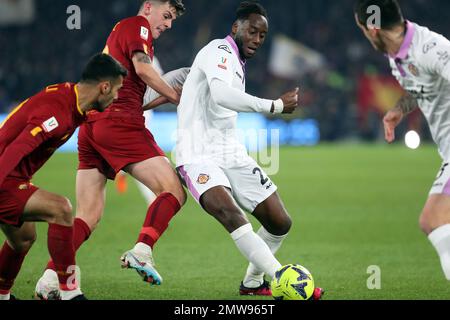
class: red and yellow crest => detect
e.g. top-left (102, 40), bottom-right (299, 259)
top-left (197, 174), bottom-right (210, 185)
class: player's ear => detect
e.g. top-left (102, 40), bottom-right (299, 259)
top-left (99, 81), bottom-right (111, 95)
top-left (141, 1), bottom-right (152, 16)
top-left (231, 21), bottom-right (239, 36)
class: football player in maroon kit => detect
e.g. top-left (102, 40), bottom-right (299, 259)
top-left (0, 53), bottom-right (127, 300)
top-left (36, 0), bottom-right (187, 298)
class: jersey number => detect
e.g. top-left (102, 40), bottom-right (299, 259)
top-left (253, 167), bottom-right (269, 186)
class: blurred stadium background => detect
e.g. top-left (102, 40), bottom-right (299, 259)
top-left (1, 0), bottom-right (450, 300)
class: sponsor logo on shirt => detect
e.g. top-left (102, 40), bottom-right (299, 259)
top-left (197, 174), bottom-right (210, 185)
top-left (18, 183), bottom-right (29, 190)
top-left (218, 57), bottom-right (228, 70)
top-left (42, 117), bottom-right (59, 133)
top-left (140, 26), bottom-right (149, 40)
top-left (218, 45), bottom-right (232, 54)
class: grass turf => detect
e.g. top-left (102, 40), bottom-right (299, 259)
top-left (2, 144), bottom-right (450, 300)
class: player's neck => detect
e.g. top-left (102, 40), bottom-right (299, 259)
top-left (384, 23), bottom-right (407, 56)
top-left (75, 83), bottom-right (97, 112)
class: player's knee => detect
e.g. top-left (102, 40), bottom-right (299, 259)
top-left (266, 215), bottom-right (292, 236)
top-left (50, 197), bottom-right (74, 225)
top-left (9, 232), bottom-right (37, 253)
top-left (419, 211), bottom-right (433, 235)
top-left (212, 206), bottom-right (246, 230)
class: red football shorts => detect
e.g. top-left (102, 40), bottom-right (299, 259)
top-left (0, 179), bottom-right (39, 227)
top-left (78, 117), bottom-right (165, 180)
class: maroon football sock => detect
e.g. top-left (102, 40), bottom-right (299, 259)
top-left (137, 193), bottom-right (181, 248)
top-left (47, 224), bottom-right (77, 291)
top-left (46, 218), bottom-right (91, 271)
top-left (0, 242), bottom-right (28, 294)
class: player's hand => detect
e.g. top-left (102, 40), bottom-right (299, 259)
top-left (383, 108), bottom-right (404, 143)
top-left (280, 87), bottom-right (299, 114)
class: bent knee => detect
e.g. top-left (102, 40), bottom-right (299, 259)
top-left (9, 233), bottom-right (37, 253)
top-left (419, 212), bottom-right (433, 235)
top-left (49, 197), bottom-right (73, 225)
top-left (268, 216), bottom-right (292, 236)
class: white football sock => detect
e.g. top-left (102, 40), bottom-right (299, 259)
top-left (243, 227), bottom-right (288, 288)
top-left (60, 288), bottom-right (83, 300)
top-left (231, 224), bottom-right (281, 281)
top-left (135, 180), bottom-right (157, 206)
top-left (428, 224), bottom-right (450, 280)
top-left (0, 293), bottom-right (10, 300)
top-left (134, 242), bottom-right (153, 257)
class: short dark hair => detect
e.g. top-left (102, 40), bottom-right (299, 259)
top-left (81, 53), bottom-right (128, 83)
top-left (354, 0), bottom-right (403, 29)
top-left (141, 0), bottom-right (186, 17)
top-left (235, 1), bottom-right (268, 22)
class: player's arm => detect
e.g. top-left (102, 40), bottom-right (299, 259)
top-left (0, 124), bottom-right (51, 186)
top-left (132, 52), bottom-right (180, 105)
top-left (209, 79), bottom-right (299, 114)
top-left (383, 93), bottom-right (418, 143)
top-left (143, 68), bottom-right (190, 111)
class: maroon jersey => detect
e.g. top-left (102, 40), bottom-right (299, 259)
top-left (89, 16), bottom-right (154, 121)
top-left (0, 83), bottom-right (85, 185)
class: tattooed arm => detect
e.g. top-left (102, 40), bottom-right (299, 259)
top-left (383, 93), bottom-right (417, 143)
top-left (132, 52), bottom-right (180, 105)
top-left (394, 92), bottom-right (418, 115)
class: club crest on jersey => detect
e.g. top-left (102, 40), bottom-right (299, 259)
top-left (197, 174), bottom-right (210, 185)
top-left (42, 117), bottom-right (59, 133)
top-left (140, 26), bottom-right (149, 40)
top-left (408, 64), bottom-right (420, 77)
top-left (218, 57), bottom-right (228, 70)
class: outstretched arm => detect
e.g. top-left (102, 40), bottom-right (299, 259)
top-left (210, 79), bottom-right (299, 114)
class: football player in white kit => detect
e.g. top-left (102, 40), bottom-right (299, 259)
top-left (355, 0), bottom-right (450, 280)
top-left (176, 1), bottom-right (323, 299)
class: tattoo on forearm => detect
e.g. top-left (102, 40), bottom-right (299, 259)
top-left (396, 94), bottom-right (418, 114)
top-left (136, 52), bottom-right (152, 64)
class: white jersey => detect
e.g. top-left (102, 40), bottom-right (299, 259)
top-left (389, 21), bottom-right (450, 159)
top-left (176, 36), bottom-right (273, 167)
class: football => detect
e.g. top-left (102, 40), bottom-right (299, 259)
top-left (271, 264), bottom-right (315, 300)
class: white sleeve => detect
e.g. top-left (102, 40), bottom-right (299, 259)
top-left (421, 36), bottom-right (450, 83)
top-left (210, 78), bottom-right (274, 114)
top-left (143, 67), bottom-right (190, 105)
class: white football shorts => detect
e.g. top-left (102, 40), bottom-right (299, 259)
top-left (430, 161), bottom-right (450, 196)
top-left (177, 158), bottom-right (278, 213)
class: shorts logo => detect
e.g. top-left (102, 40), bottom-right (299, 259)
top-left (140, 26), bottom-right (149, 40)
top-left (18, 184), bottom-right (29, 190)
top-left (408, 64), bottom-right (420, 77)
top-left (42, 117), bottom-right (59, 133)
top-left (197, 174), bottom-right (210, 185)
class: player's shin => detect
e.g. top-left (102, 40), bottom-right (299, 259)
top-left (231, 224), bottom-right (282, 280)
top-left (428, 224), bottom-right (450, 280)
top-left (47, 224), bottom-right (82, 300)
top-left (243, 227), bottom-right (288, 288)
top-left (0, 242), bottom-right (28, 299)
top-left (136, 192), bottom-right (181, 249)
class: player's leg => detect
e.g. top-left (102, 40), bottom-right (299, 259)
top-left (36, 168), bottom-right (106, 299)
top-left (420, 194), bottom-right (450, 280)
top-left (179, 163), bottom-right (281, 286)
top-left (242, 192), bottom-right (292, 291)
top-left (120, 156), bottom-right (186, 285)
top-left (420, 162), bottom-right (450, 280)
top-left (0, 223), bottom-right (36, 300)
top-left (22, 189), bottom-right (85, 300)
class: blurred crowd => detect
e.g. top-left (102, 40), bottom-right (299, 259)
top-left (0, 0), bottom-right (448, 141)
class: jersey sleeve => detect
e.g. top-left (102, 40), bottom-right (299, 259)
top-left (123, 19), bottom-right (153, 59)
top-left (199, 44), bottom-right (234, 86)
top-left (420, 36), bottom-right (450, 83)
top-left (0, 106), bottom-right (69, 186)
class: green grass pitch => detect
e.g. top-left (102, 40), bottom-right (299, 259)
top-left (2, 144), bottom-right (450, 300)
